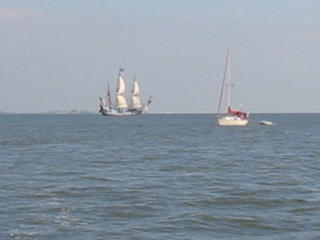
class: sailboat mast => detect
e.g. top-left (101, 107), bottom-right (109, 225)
top-left (217, 49), bottom-right (230, 114)
top-left (116, 68), bottom-right (129, 110)
top-left (116, 68), bottom-right (123, 94)
top-left (131, 74), bottom-right (137, 96)
top-left (107, 83), bottom-right (112, 109)
top-left (226, 49), bottom-right (231, 108)
top-left (130, 74), bottom-right (143, 110)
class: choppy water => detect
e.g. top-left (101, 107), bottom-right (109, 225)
top-left (0, 114), bottom-right (320, 240)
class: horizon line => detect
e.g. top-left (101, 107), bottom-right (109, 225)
top-left (1, 111), bottom-right (320, 115)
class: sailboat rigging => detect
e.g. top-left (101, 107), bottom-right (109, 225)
top-left (216, 49), bottom-right (249, 126)
top-left (99, 68), bottom-right (152, 116)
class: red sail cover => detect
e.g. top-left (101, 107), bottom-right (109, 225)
top-left (228, 106), bottom-right (247, 119)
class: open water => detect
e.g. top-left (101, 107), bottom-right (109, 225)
top-left (0, 114), bottom-right (320, 240)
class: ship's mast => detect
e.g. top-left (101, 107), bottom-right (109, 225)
top-left (226, 49), bottom-right (231, 108)
top-left (107, 83), bottom-right (112, 109)
top-left (116, 68), bottom-right (128, 110)
top-left (217, 49), bottom-right (231, 115)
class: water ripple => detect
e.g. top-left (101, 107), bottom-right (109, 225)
top-left (1, 114), bottom-right (320, 239)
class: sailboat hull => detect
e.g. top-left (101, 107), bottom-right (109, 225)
top-left (102, 112), bottom-right (138, 117)
top-left (217, 116), bottom-right (248, 126)
top-left (100, 107), bottom-right (144, 117)
top-left (101, 110), bottom-right (142, 117)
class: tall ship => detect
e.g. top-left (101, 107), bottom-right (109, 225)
top-left (216, 49), bottom-right (249, 126)
top-left (99, 68), bottom-right (152, 116)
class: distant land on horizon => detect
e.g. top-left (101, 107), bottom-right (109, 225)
top-left (0, 110), bottom-right (95, 115)
top-left (0, 110), bottom-right (319, 115)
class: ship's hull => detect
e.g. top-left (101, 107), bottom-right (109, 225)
top-left (102, 111), bottom-right (140, 117)
top-left (217, 115), bottom-right (249, 126)
top-left (100, 108), bottom-right (143, 117)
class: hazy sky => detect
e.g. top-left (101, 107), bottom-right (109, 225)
top-left (1, 0), bottom-right (319, 113)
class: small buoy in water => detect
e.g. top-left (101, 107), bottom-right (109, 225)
top-left (259, 121), bottom-right (274, 126)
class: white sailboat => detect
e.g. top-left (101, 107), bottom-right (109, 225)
top-left (99, 69), bottom-right (152, 116)
top-left (217, 50), bottom-right (249, 126)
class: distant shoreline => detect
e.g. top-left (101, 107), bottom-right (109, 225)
top-left (1, 112), bottom-right (319, 115)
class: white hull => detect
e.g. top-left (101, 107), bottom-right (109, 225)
top-left (217, 116), bottom-right (248, 126)
top-left (259, 121), bottom-right (274, 126)
top-left (103, 112), bottom-right (138, 117)
top-left (101, 109), bottom-right (142, 117)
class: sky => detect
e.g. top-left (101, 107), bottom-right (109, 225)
top-left (0, 0), bottom-right (320, 113)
